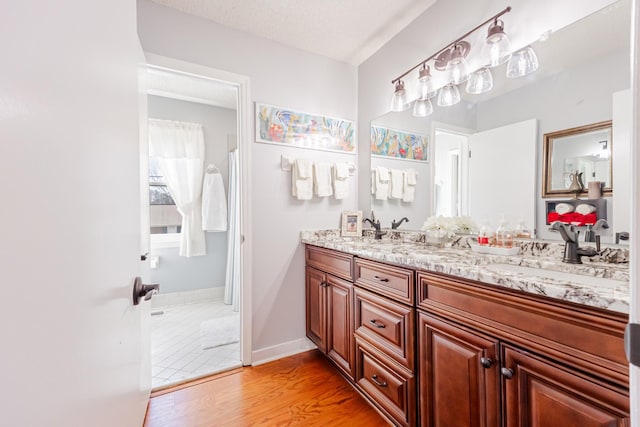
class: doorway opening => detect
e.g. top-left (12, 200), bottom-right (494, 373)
top-left (433, 127), bottom-right (470, 217)
top-left (140, 60), bottom-right (250, 390)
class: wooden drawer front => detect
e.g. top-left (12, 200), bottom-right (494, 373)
top-left (417, 272), bottom-right (629, 387)
top-left (306, 245), bottom-right (354, 281)
top-left (355, 258), bottom-right (414, 305)
top-left (355, 337), bottom-right (416, 427)
top-left (354, 287), bottom-right (415, 370)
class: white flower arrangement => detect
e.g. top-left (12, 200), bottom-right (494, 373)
top-left (421, 215), bottom-right (478, 238)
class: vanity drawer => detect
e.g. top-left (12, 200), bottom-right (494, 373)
top-left (417, 271), bottom-right (629, 387)
top-left (355, 258), bottom-right (414, 305)
top-left (354, 287), bottom-right (415, 370)
top-left (355, 336), bottom-right (416, 427)
top-left (305, 245), bottom-right (354, 281)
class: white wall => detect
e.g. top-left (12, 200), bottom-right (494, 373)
top-left (1, 1), bottom-right (147, 426)
top-left (147, 95), bottom-right (235, 293)
top-left (137, 0), bottom-right (358, 352)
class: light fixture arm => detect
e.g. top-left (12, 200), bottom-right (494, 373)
top-left (391, 6), bottom-right (512, 84)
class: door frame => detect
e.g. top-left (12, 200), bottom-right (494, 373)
top-left (143, 53), bottom-right (253, 365)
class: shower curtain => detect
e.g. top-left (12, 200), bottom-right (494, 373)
top-left (148, 119), bottom-right (206, 257)
top-left (224, 149), bottom-right (240, 311)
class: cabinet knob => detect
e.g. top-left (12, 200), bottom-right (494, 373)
top-left (369, 319), bottom-right (386, 329)
top-left (501, 367), bottom-right (514, 379)
top-left (373, 275), bottom-right (390, 282)
top-left (371, 374), bottom-right (388, 387)
top-left (320, 281), bottom-right (327, 288)
top-left (480, 357), bottom-right (493, 368)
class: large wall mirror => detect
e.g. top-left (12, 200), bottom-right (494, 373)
top-left (367, 0), bottom-right (630, 241)
top-left (542, 120), bottom-right (613, 197)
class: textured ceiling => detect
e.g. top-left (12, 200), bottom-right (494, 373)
top-left (149, 0), bottom-right (437, 65)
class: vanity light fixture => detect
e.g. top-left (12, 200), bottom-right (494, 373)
top-left (466, 67), bottom-right (494, 94)
top-left (506, 46), bottom-right (539, 78)
top-left (390, 80), bottom-right (410, 112)
top-left (486, 18), bottom-right (512, 67)
top-left (413, 97), bottom-right (434, 117)
top-left (388, 6), bottom-right (542, 116)
top-left (437, 84), bottom-right (461, 107)
top-left (416, 64), bottom-right (437, 100)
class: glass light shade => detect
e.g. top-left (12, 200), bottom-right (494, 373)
top-left (506, 46), bottom-right (539, 78)
top-left (445, 45), bottom-right (470, 85)
top-left (466, 68), bottom-right (494, 94)
top-left (486, 20), bottom-right (512, 67)
top-left (416, 66), bottom-right (437, 99)
top-left (412, 98), bottom-right (433, 117)
top-left (437, 84), bottom-right (461, 107)
top-left (390, 80), bottom-right (410, 111)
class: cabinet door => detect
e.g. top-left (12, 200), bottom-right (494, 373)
top-left (418, 312), bottom-right (500, 427)
top-left (502, 345), bottom-right (630, 427)
top-left (305, 266), bottom-right (327, 353)
top-left (326, 275), bottom-right (355, 379)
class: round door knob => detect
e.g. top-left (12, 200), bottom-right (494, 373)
top-left (480, 357), bottom-right (493, 368)
top-left (501, 367), bottom-right (514, 379)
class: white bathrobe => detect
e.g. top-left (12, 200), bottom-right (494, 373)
top-left (202, 172), bottom-right (228, 231)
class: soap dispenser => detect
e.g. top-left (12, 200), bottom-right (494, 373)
top-left (495, 216), bottom-right (513, 248)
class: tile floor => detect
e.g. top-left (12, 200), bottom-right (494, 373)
top-left (151, 299), bottom-right (241, 389)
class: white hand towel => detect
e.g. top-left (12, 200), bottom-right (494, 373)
top-left (371, 170), bottom-right (376, 195)
top-left (374, 167), bottom-right (389, 200)
top-left (575, 203), bottom-right (596, 215)
top-left (292, 158), bottom-right (313, 200)
top-left (333, 162), bottom-right (349, 200)
top-left (296, 158), bottom-right (312, 179)
top-left (405, 168), bottom-right (417, 185)
top-left (403, 169), bottom-right (417, 202)
top-left (402, 170), bottom-right (416, 202)
top-left (313, 162), bottom-right (333, 197)
top-left (202, 172), bottom-right (228, 231)
top-left (334, 162), bottom-right (350, 179)
top-left (389, 169), bottom-right (404, 199)
top-left (555, 202), bottom-right (575, 215)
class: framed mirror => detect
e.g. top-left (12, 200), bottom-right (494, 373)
top-left (542, 121), bottom-right (613, 198)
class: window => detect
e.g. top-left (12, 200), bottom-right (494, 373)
top-left (149, 157), bottom-right (182, 235)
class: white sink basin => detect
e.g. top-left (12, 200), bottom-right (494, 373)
top-left (484, 263), bottom-right (627, 289)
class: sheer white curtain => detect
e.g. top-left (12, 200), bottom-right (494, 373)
top-left (224, 149), bottom-right (240, 311)
top-left (148, 119), bottom-right (206, 257)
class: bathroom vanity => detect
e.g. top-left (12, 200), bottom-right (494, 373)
top-left (302, 230), bottom-right (630, 426)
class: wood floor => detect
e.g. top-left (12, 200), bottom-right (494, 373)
top-left (144, 349), bottom-right (390, 426)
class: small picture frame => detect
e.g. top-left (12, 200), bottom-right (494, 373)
top-left (341, 210), bottom-right (363, 237)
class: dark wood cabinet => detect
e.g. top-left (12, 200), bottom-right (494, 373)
top-left (305, 266), bottom-right (327, 353)
top-left (326, 274), bottom-right (355, 378)
top-left (418, 312), bottom-right (499, 427)
top-left (305, 246), bottom-right (630, 426)
top-left (305, 247), bottom-right (355, 380)
top-left (502, 345), bottom-right (630, 427)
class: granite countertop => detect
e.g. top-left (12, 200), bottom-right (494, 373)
top-left (301, 229), bottom-right (630, 314)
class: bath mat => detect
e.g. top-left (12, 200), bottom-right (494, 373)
top-left (201, 315), bottom-right (239, 350)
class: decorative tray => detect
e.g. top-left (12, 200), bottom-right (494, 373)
top-left (469, 243), bottom-right (520, 256)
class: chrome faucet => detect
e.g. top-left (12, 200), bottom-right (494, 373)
top-left (549, 221), bottom-right (598, 264)
top-left (363, 211), bottom-right (386, 240)
top-left (391, 217), bottom-right (409, 230)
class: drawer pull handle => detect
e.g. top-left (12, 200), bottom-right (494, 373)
top-left (480, 357), bottom-right (493, 368)
top-left (374, 275), bottom-right (390, 282)
top-left (501, 367), bottom-right (514, 379)
top-left (369, 319), bottom-right (386, 328)
top-left (371, 374), bottom-right (387, 387)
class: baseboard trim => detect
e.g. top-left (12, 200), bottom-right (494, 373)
top-left (251, 338), bottom-right (317, 366)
